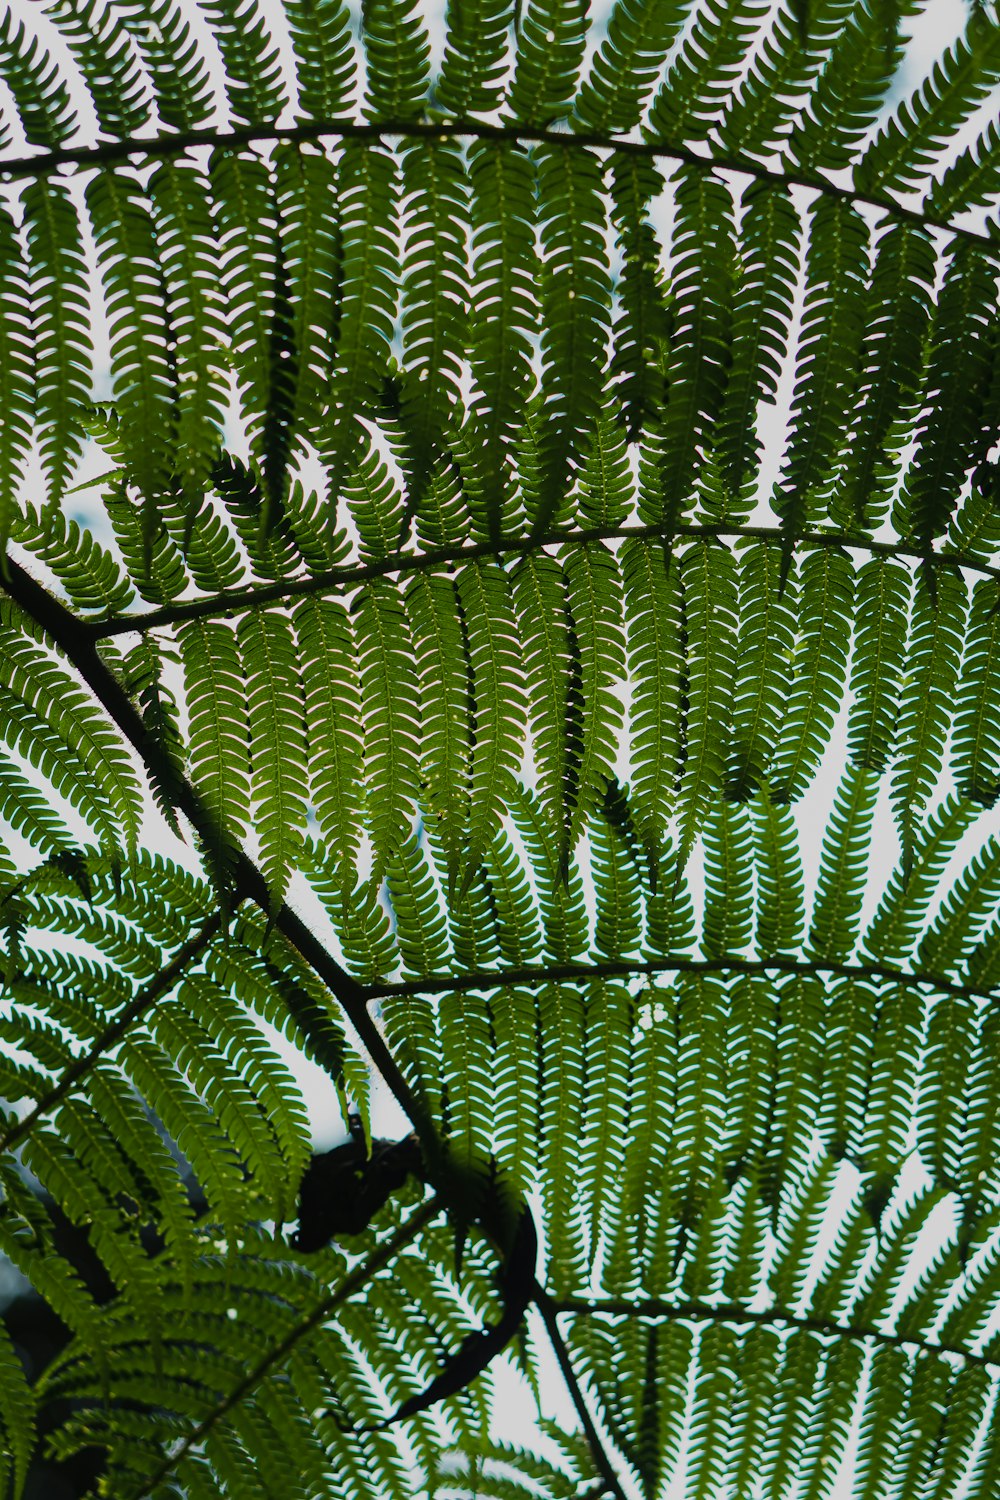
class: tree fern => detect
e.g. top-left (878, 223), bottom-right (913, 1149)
top-left (0, 2), bottom-right (999, 1495)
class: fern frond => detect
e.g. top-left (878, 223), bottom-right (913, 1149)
top-left (770, 545), bottom-right (854, 801)
top-left (237, 609), bottom-right (309, 909)
top-left (727, 540), bottom-right (797, 800)
top-left (86, 169), bottom-right (177, 521)
top-left (573, 0), bottom-right (688, 134)
top-left (833, 219), bottom-right (935, 532)
top-left (20, 177), bottom-right (93, 505)
top-left (855, 6), bottom-right (1000, 195)
top-left (716, 181), bottom-right (800, 512)
top-left (952, 577), bottom-right (1000, 806)
top-left (200, 0), bottom-right (289, 125)
top-left (354, 578), bottom-right (422, 871)
top-left (654, 168), bottom-right (735, 530)
top-left (892, 566), bottom-right (967, 853)
top-left (701, 796), bottom-right (753, 958)
top-left (677, 540), bottom-right (738, 861)
top-left (645, 0), bottom-right (770, 143)
top-left (896, 241), bottom-right (998, 546)
top-left (776, 195), bottom-right (868, 538)
top-left (504, 0), bottom-right (589, 125)
top-left (846, 556), bottom-right (911, 773)
top-left (467, 140), bottom-right (538, 539)
top-left (178, 618), bottom-right (251, 884)
top-left (532, 143), bottom-right (612, 536)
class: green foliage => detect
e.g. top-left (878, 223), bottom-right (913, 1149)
top-left (0, 2), bottom-right (999, 1497)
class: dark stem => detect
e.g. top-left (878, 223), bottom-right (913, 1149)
top-left (533, 1284), bottom-right (629, 1500)
top-left (555, 1296), bottom-right (1000, 1373)
top-left (0, 118), bottom-right (992, 254)
top-left (0, 914), bottom-right (221, 1155)
top-left (81, 522), bottom-right (999, 640)
top-left (370, 952), bottom-right (995, 1011)
top-left (131, 1196), bottom-right (442, 1499)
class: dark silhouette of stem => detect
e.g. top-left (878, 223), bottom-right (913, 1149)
top-left (0, 117), bottom-right (992, 254)
top-left (556, 1296), bottom-right (1000, 1373)
top-left (533, 1285), bottom-right (629, 1500)
top-left (82, 521), bottom-right (998, 640)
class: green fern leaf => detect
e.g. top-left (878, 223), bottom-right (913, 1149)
top-left (0, 203), bottom-right (32, 547)
top-left (752, 791), bottom-right (805, 956)
top-left (200, 0), bottom-right (289, 124)
top-left (563, 543), bottom-right (626, 845)
top-left (532, 143), bottom-right (612, 536)
top-left (456, 561), bottom-right (525, 885)
top-left (716, 0), bottom-right (856, 158)
top-left (362, 0), bottom-right (431, 119)
top-left (701, 797), bottom-right (753, 958)
top-left (237, 609), bottom-right (310, 910)
top-left (918, 834), bottom-right (1000, 977)
top-left (891, 566), bottom-right (967, 852)
top-left (293, 596), bottom-right (365, 881)
top-left (855, 6), bottom-right (1000, 195)
top-left (399, 139), bottom-right (469, 470)
top-left (467, 141), bottom-right (538, 539)
top-left (770, 545), bottom-right (854, 800)
top-left (324, 142), bottom-right (400, 492)
top-left (0, 9), bottom-right (75, 148)
top-left (833, 219), bottom-right (935, 532)
top-left (504, 0), bottom-right (589, 125)
top-left (606, 154), bottom-right (670, 439)
top-left (148, 158), bottom-right (231, 519)
top-left (788, 1), bottom-right (915, 173)
top-left (44, 0), bottom-right (150, 139)
top-left (117, 0), bottom-right (217, 131)
top-left (716, 181), bottom-right (800, 512)
top-left (862, 795), bottom-right (978, 966)
top-left (87, 169), bottom-right (179, 522)
top-left (0, 1295), bottom-right (37, 1498)
top-left (953, 577), bottom-right (1000, 805)
top-left (354, 578), bottom-right (422, 871)
top-left (645, 0), bottom-right (770, 143)
top-left (177, 618), bottom-right (252, 885)
top-left (572, 0), bottom-right (688, 134)
top-left (677, 540), bottom-right (739, 862)
top-left (435, 0), bottom-right (515, 117)
top-left (654, 168), bottom-right (736, 529)
top-left (727, 540), bottom-right (797, 800)
top-left (20, 177), bottom-right (93, 504)
top-left (846, 556), bottom-right (911, 772)
top-left (899, 243), bottom-right (999, 546)
top-left (776, 195), bottom-right (868, 537)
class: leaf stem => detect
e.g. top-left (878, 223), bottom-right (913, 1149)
top-left (533, 1284), bottom-right (629, 1500)
top-left (0, 118), bottom-right (992, 254)
top-left (81, 522), bottom-right (1000, 640)
top-left (370, 952), bottom-right (997, 1010)
top-left (556, 1296), bottom-right (1000, 1373)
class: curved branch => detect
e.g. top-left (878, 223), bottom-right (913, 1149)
top-left (0, 117), bottom-right (994, 254)
top-left (370, 953), bottom-right (997, 1011)
top-left (130, 1196), bottom-right (442, 1500)
top-left (533, 1285), bottom-right (630, 1500)
top-left (555, 1296), bottom-right (1000, 1374)
top-left (82, 522), bottom-right (1000, 641)
top-left (0, 914), bottom-right (220, 1156)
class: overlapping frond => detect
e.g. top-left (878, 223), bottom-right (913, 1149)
top-left (0, 1), bottom-right (999, 1496)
